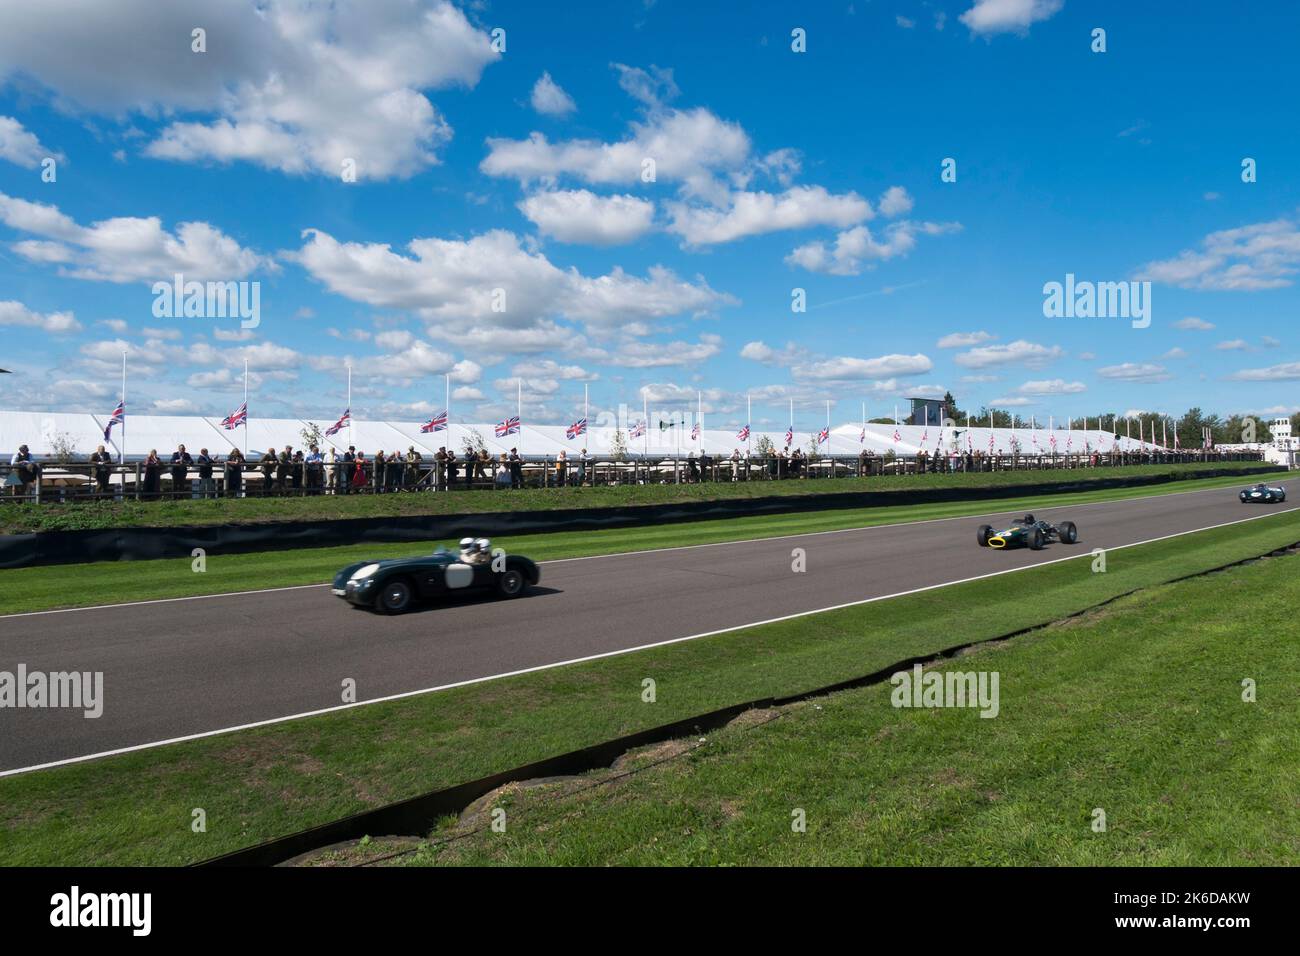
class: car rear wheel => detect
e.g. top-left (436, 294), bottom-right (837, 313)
top-left (495, 569), bottom-right (526, 598)
top-left (977, 524), bottom-right (993, 547)
top-left (1029, 528), bottom-right (1045, 550)
top-left (1060, 521), bottom-right (1078, 544)
top-left (378, 577), bottom-right (414, 614)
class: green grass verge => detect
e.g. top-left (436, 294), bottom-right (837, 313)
top-left (0, 461), bottom-right (1269, 534)
top-left (2, 505), bottom-right (1298, 866)
top-left (393, 547), bottom-right (1300, 866)
top-left (0, 472), bottom-right (1261, 615)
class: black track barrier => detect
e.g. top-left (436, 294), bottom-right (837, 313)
top-left (0, 465), bottom-right (1280, 569)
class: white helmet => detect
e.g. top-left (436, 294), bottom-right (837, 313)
top-left (474, 537), bottom-right (491, 553)
top-left (459, 537), bottom-right (475, 550)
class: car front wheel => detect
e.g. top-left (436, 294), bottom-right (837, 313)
top-left (378, 577), bottom-right (414, 614)
top-left (977, 524), bottom-right (993, 547)
top-left (1029, 528), bottom-right (1045, 550)
top-left (1060, 521), bottom-right (1078, 544)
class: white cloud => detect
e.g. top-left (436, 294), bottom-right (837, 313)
top-left (954, 339), bottom-right (1064, 369)
top-left (530, 72), bottom-right (576, 117)
top-left (511, 358), bottom-right (597, 381)
top-left (0, 300), bottom-right (81, 333)
top-left (960, 0), bottom-right (1063, 36)
top-left (0, 191), bottom-right (271, 283)
top-left (787, 220), bottom-right (959, 275)
top-left (584, 335), bottom-right (723, 368)
top-left (791, 353), bottom-right (933, 381)
top-left (1138, 218), bottom-right (1300, 291)
top-left (1015, 378), bottom-right (1086, 395)
top-left (1228, 362), bottom-right (1300, 382)
top-left (937, 330), bottom-right (994, 348)
top-left (0, 1), bottom-right (500, 180)
top-left (739, 340), bottom-right (807, 367)
top-left (877, 186), bottom-right (914, 217)
top-left (1161, 347), bottom-right (1189, 359)
top-left (294, 227), bottom-right (734, 335)
top-left (667, 186), bottom-right (871, 246)
top-left (151, 398), bottom-right (199, 414)
top-left (0, 116), bottom-right (61, 168)
top-left (896, 15), bottom-right (916, 29)
top-left (1172, 316), bottom-right (1215, 330)
top-left (1096, 362), bottom-right (1171, 383)
top-left (519, 189), bottom-right (655, 245)
top-left (1215, 339), bottom-right (1250, 351)
top-left (374, 329), bottom-right (415, 350)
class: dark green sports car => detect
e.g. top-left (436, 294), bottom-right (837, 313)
top-left (1239, 483), bottom-right (1286, 504)
top-left (332, 541), bottom-right (540, 613)
top-left (977, 514), bottom-right (1079, 551)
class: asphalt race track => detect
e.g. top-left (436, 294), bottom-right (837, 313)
top-left (1, 486), bottom-right (1295, 774)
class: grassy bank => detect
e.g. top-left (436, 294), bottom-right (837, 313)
top-left (387, 548), bottom-right (1300, 866)
top-left (0, 461), bottom-right (1269, 534)
top-left (1, 505), bottom-right (1297, 866)
top-left (0, 472), bottom-right (1259, 614)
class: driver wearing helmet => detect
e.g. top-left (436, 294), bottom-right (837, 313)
top-left (460, 536), bottom-right (493, 565)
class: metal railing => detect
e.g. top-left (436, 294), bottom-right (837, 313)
top-left (0, 450), bottom-right (1265, 504)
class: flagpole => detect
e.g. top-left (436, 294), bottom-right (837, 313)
top-left (746, 392), bottom-right (752, 457)
top-left (120, 350), bottom-right (127, 464)
top-left (242, 358), bottom-right (248, 458)
top-left (445, 373), bottom-right (450, 431)
top-left (642, 388), bottom-right (648, 458)
top-left (584, 383), bottom-right (588, 446)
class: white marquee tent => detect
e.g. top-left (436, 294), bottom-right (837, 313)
top-left (0, 409), bottom-right (1161, 461)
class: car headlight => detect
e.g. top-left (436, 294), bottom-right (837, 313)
top-left (350, 563), bottom-right (381, 582)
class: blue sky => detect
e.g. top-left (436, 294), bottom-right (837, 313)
top-left (2, 0), bottom-right (1299, 432)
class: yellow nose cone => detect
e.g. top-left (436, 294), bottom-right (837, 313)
top-left (988, 536), bottom-right (1006, 548)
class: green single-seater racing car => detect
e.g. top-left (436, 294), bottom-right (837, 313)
top-left (977, 514), bottom-right (1079, 551)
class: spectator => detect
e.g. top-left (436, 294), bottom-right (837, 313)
top-left (463, 447), bottom-right (476, 489)
top-left (479, 448), bottom-right (491, 486)
top-left (495, 453), bottom-right (511, 488)
top-left (170, 444), bottom-right (193, 498)
top-left (8, 444), bottom-right (40, 496)
top-left (508, 447), bottom-right (522, 489)
top-left (699, 450), bottom-right (711, 481)
top-left (405, 447), bottom-right (421, 489)
top-left (89, 444), bottom-right (113, 495)
top-left (224, 448), bottom-right (245, 496)
top-left (258, 449), bottom-right (276, 495)
top-left (384, 450), bottom-right (400, 494)
top-left (435, 446), bottom-right (448, 490)
top-left (373, 450), bottom-right (387, 493)
top-left (340, 446), bottom-right (355, 494)
top-left (305, 445), bottom-right (324, 494)
top-left (143, 449), bottom-right (163, 498)
top-left (325, 446), bottom-right (336, 493)
top-left (196, 448), bottom-right (216, 498)
top-left (556, 449), bottom-right (568, 486)
top-left (446, 448), bottom-right (459, 487)
top-left (276, 445), bottom-right (293, 492)
top-left (292, 449), bottom-right (304, 492)
top-left (578, 447), bottom-right (589, 486)
top-left (351, 451), bottom-right (367, 490)
top-left (688, 451), bottom-right (700, 482)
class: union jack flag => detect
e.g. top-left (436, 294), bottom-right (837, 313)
top-left (920, 425), bottom-right (929, 445)
top-left (324, 407), bottom-right (350, 437)
top-left (817, 426), bottom-right (829, 444)
top-left (785, 426), bottom-right (794, 446)
top-left (628, 419), bottom-right (646, 439)
top-left (1049, 433), bottom-right (1058, 450)
top-left (966, 430), bottom-right (973, 451)
top-left (892, 427), bottom-right (901, 443)
top-left (420, 409), bottom-right (448, 433)
top-left (988, 431), bottom-right (996, 451)
top-left (1066, 433), bottom-right (1073, 451)
top-left (103, 400), bottom-right (125, 441)
top-left (859, 426), bottom-right (866, 444)
top-left (496, 415), bottom-right (520, 438)
top-left (691, 422), bottom-right (700, 440)
top-left (566, 417), bottom-right (587, 440)
top-left (737, 424), bottom-right (750, 442)
top-left (221, 402), bottom-right (247, 430)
